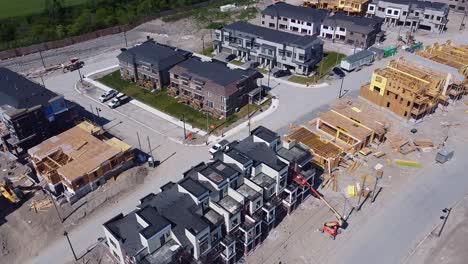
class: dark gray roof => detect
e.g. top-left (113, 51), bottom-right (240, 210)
top-left (378, 0), bottom-right (448, 10)
top-left (117, 40), bottom-right (191, 71)
top-left (103, 213), bottom-right (145, 257)
top-left (343, 49), bottom-right (375, 63)
top-left (233, 136), bottom-right (287, 171)
top-left (223, 21), bottom-right (322, 48)
top-left (237, 184), bottom-right (262, 201)
top-left (225, 147), bottom-right (252, 166)
top-left (172, 58), bottom-right (260, 87)
top-left (137, 206), bottom-right (172, 239)
top-left (210, 160), bottom-right (239, 180)
top-left (251, 172), bottom-right (276, 189)
top-left (0, 67), bottom-right (59, 110)
top-left (262, 2), bottom-right (327, 24)
top-left (277, 145), bottom-right (312, 166)
top-left (178, 177), bottom-right (209, 198)
top-left (323, 13), bottom-right (383, 35)
top-left (251, 126), bottom-right (279, 144)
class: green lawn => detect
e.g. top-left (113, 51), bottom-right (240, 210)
top-left (288, 52), bottom-right (346, 84)
top-left (98, 71), bottom-right (270, 133)
top-left (0, 0), bottom-right (89, 19)
top-left (230, 60), bottom-right (244, 66)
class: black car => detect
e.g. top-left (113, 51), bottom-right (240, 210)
top-left (249, 62), bottom-right (260, 69)
top-left (332, 67), bottom-right (346, 78)
top-left (273, 69), bottom-right (291, 78)
top-left (226, 54), bottom-right (237, 62)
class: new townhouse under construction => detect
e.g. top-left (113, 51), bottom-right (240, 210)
top-left (28, 121), bottom-right (134, 203)
top-left (416, 40), bottom-right (468, 77)
top-left (360, 57), bottom-right (465, 121)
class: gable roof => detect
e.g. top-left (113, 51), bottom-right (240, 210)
top-left (232, 136), bottom-right (287, 171)
top-left (170, 58), bottom-right (262, 92)
top-left (222, 21), bottom-right (323, 48)
top-left (117, 40), bottom-right (191, 71)
top-left (262, 2), bottom-right (328, 24)
top-left (0, 67), bottom-right (59, 110)
top-left (323, 13), bottom-right (383, 34)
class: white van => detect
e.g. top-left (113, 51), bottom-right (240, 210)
top-left (107, 93), bottom-right (128, 108)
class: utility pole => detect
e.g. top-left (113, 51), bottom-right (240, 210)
top-left (371, 175), bottom-right (379, 203)
top-left (356, 174), bottom-right (367, 211)
top-left (182, 115), bottom-right (187, 139)
top-left (95, 107), bottom-right (103, 131)
top-left (338, 76), bottom-right (348, 98)
top-left (460, 11), bottom-right (467, 31)
top-left (48, 192), bottom-right (63, 223)
top-left (90, 104), bottom-right (97, 124)
top-left (77, 66), bottom-right (83, 84)
top-left (147, 136), bottom-right (154, 162)
top-left (136, 132), bottom-right (142, 150)
top-left (205, 111), bottom-right (209, 132)
top-left (39, 50), bottom-right (46, 68)
top-left (202, 35), bottom-right (205, 55)
top-left (63, 231), bottom-right (78, 261)
top-left (124, 30), bottom-right (128, 47)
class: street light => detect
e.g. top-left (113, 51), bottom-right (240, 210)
top-left (64, 231), bottom-right (78, 261)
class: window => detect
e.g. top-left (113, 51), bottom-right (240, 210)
top-left (339, 27), bottom-right (345, 32)
top-left (378, 7), bottom-right (384, 12)
top-left (232, 217), bottom-right (239, 226)
top-left (278, 50), bottom-right (285, 56)
top-left (291, 19), bottom-right (296, 23)
top-left (194, 94), bottom-right (203, 100)
top-left (407, 101), bottom-right (411, 106)
top-left (207, 91), bottom-right (212, 97)
top-left (298, 54), bottom-right (305, 61)
top-left (262, 21), bottom-right (265, 25)
top-left (109, 238), bottom-right (117, 248)
top-left (182, 80), bottom-right (189, 86)
top-left (286, 51), bottom-right (292, 57)
top-left (279, 24), bottom-right (287, 29)
top-left (387, 9), bottom-right (392, 14)
top-left (112, 250), bottom-right (119, 259)
top-left (369, 5), bottom-right (374, 11)
top-left (270, 15), bottom-right (274, 19)
top-left (269, 23), bottom-right (275, 28)
top-left (404, 111), bottom-right (408, 117)
top-left (395, 94), bottom-right (398, 99)
top-left (221, 96), bottom-right (226, 102)
top-left (220, 105), bottom-right (225, 110)
top-left (374, 87), bottom-right (381, 93)
top-left (306, 22), bottom-right (312, 26)
top-left (173, 74), bottom-right (179, 79)
top-left (262, 14), bottom-right (265, 18)
top-left (436, 16), bottom-right (441, 21)
top-left (195, 85), bottom-right (202, 91)
top-left (402, 11), bottom-right (407, 16)
top-left (323, 25), bottom-right (328, 29)
top-left (425, 14), bottom-right (430, 19)
top-left (282, 17), bottom-right (287, 21)
top-left (207, 101), bottom-right (214, 108)
top-left (268, 49), bottom-right (273, 55)
top-left (393, 10), bottom-right (399, 15)
top-left (387, 102), bottom-right (391, 107)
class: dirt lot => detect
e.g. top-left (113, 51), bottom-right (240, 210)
top-left (0, 166), bottom-right (149, 264)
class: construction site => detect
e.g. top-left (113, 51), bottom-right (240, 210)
top-left (360, 56), bottom-right (467, 121)
top-left (416, 40), bottom-right (468, 77)
top-left (303, 0), bottom-right (369, 15)
top-left (28, 121), bottom-right (135, 204)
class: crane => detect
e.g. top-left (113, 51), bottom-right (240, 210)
top-left (292, 172), bottom-right (347, 239)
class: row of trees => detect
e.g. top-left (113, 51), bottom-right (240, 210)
top-left (0, 0), bottom-right (203, 50)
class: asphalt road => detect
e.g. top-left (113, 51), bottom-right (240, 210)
top-left (0, 12), bottom-right (465, 264)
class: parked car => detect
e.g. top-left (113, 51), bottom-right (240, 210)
top-left (99, 89), bottom-right (118, 102)
top-left (249, 62), bottom-right (260, 69)
top-left (209, 140), bottom-right (230, 155)
top-left (107, 93), bottom-right (129, 108)
top-left (273, 69), bottom-right (291, 78)
top-left (332, 67), bottom-right (346, 78)
top-left (226, 54), bottom-right (237, 62)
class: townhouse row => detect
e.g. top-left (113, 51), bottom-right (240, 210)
top-left (260, 2), bottom-right (384, 48)
top-left (117, 40), bottom-right (263, 118)
top-left (103, 126), bottom-right (318, 264)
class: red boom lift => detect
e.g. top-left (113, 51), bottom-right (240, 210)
top-left (292, 172), bottom-right (347, 240)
